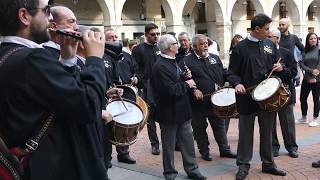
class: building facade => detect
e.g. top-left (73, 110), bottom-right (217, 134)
top-left (59, 0), bottom-right (320, 57)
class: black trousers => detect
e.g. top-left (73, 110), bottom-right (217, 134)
top-left (104, 125), bottom-right (130, 165)
top-left (300, 80), bottom-right (320, 117)
top-left (191, 111), bottom-right (230, 155)
top-left (236, 111), bottom-right (276, 168)
top-left (147, 115), bottom-right (160, 148)
top-left (272, 104), bottom-right (298, 152)
top-left (160, 120), bottom-right (201, 180)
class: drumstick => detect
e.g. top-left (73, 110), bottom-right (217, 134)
top-left (131, 74), bottom-right (136, 85)
top-left (112, 84), bottom-right (128, 111)
top-left (113, 111), bottom-right (127, 118)
top-left (266, 57), bottom-right (282, 79)
top-left (117, 91), bottom-right (128, 111)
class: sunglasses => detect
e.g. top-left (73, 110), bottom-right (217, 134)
top-left (28, 5), bottom-right (51, 17)
top-left (149, 32), bottom-right (160, 36)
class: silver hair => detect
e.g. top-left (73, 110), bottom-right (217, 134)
top-left (270, 29), bottom-right (281, 39)
top-left (158, 34), bottom-right (176, 53)
top-left (192, 34), bottom-right (207, 46)
top-left (178, 32), bottom-right (190, 40)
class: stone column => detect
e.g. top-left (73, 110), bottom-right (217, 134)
top-left (214, 21), bottom-right (232, 61)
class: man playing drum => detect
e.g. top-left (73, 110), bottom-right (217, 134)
top-left (103, 29), bottom-right (137, 167)
top-left (228, 14), bottom-right (287, 180)
top-left (268, 29), bottom-right (299, 158)
top-left (180, 34), bottom-right (236, 161)
top-left (151, 34), bottom-right (206, 180)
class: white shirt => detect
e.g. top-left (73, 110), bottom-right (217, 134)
top-left (0, 36), bottom-right (43, 49)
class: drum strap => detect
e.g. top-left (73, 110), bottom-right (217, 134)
top-left (0, 46), bottom-right (55, 158)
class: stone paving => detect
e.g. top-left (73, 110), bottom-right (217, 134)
top-left (109, 87), bottom-right (320, 180)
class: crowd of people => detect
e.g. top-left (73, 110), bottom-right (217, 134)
top-left (1, 0), bottom-right (320, 180)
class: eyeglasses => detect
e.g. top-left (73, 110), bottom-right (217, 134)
top-left (28, 5), bottom-right (51, 17)
top-left (149, 32), bottom-right (160, 36)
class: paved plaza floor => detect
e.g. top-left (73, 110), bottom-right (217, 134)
top-left (109, 87), bottom-right (320, 180)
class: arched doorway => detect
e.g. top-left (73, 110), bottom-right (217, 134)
top-left (119, 0), bottom-right (173, 40)
top-left (54, 0), bottom-right (106, 27)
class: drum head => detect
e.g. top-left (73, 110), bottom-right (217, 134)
top-left (106, 99), bottom-right (143, 125)
top-left (252, 77), bottom-right (280, 101)
top-left (211, 88), bottom-right (236, 107)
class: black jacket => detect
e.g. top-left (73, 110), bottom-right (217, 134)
top-left (151, 55), bottom-right (192, 124)
top-left (117, 51), bottom-right (139, 84)
top-left (131, 42), bottom-right (159, 89)
top-left (181, 52), bottom-right (230, 112)
top-left (279, 32), bottom-right (304, 54)
top-left (276, 47), bottom-right (297, 104)
top-left (0, 43), bottom-right (107, 180)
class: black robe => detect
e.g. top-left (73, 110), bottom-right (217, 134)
top-left (276, 47), bottom-right (297, 104)
top-left (151, 56), bottom-right (192, 124)
top-left (0, 43), bottom-right (108, 180)
top-left (181, 52), bottom-right (230, 112)
top-left (117, 51), bottom-right (139, 84)
top-left (228, 38), bottom-right (278, 114)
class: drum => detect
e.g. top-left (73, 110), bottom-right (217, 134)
top-left (252, 77), bottom-right (290, 112)
top-left (115, 84), bottom-right (138, 102)
top-left (106, 99), bottom-right (144, 146)
top-left (210, 87), bottom-right (239, 118)
top-left (136, 96), bottom-right (149, 131)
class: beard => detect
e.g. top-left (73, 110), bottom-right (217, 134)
top-left (30, 22), bottom-right (50, 44)
top-left (201, 49), bottom-right (208, 57)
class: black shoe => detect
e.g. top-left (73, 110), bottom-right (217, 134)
top-left (220, 151), bottom-right (237, 158)
top-left (117, 154), bottom-right (136, 164)
top-left (288, 151), bottom-right (299, 158)
top-left (235, 169), bottom-right (248, 180)
top-left (273, 150), bottom-right (279, 157)
top-left (187, 173), bottom-right (207, 180)
top-left (151, 146), bottom-right (160, 155)
top-left (262, 167), bottom-right (286, 176)
top-left (201, 153), bottom-right (213, 161)
top-left (312, 160), bottom-right (320, 168)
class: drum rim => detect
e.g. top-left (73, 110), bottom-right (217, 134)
top-left (106, 98), bottom-right (144, 125)
top-left (251, 77), bottom-right (282, 101)
top-left (211, 87), bottom-right (236, 107)
top-left (116, 84), bottom-right (138, 95)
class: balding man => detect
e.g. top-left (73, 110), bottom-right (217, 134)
top-left (278, 18), bottom-right (304, 54)
top-left (278, 18), bottom-right (304, 91)
top-left (43, 6), bottom-right (78, 60)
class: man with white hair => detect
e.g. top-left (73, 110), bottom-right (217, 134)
top-left (268, 29), bottom-right (298, 158)
top-left (151, 34), bottom-right (206, 180)
top-left (181, 34), bottom-right (236, 162)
